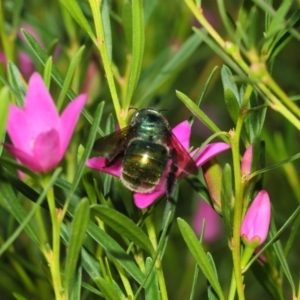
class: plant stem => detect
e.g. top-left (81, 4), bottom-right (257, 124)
top-left (88, 0), bottom-right (123, 126)
top-left (143, 211), bottom-right (168, 300)
top-left (42, 175), bottom-right (64, 300)
top-left (230, 115), bottom-right (246, 300)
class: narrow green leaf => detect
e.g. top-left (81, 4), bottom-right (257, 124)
top-left (59, 0), bottom-right (96, 40)
top-left (91, 205), bottom-right (155, 257)
top-left (81, 247), bottom-right (101, 278)
top-left (145, 257), bottom-right (160, 300)
top-left (125, 0), bottom-right (145, 109)
top-left (69, 265), bottom-right (82, 300)
top-left (21, 29), bottom-right (96, 128)
top-left (221, 65), bottom-right (241, 125)
top-left (190, 66), bottom-right (218, 126)
top-left (82, 281), bottom-right (103, 296)
top-left (57, 45), bottom-right (85, 111)
top-left (65, 101), bottom-right (104, 206)
top-left (0, 168), bottom-right (62, 251)
top-left (43, 56), bottom-right (53, 89)
top-left (0, 86), bottom-right (10, 145)
top-left (101, 0), bottom-right (112, 62)
top-left (264, 0), bottom-right (292, 37)
top-left (95, 277), bottom-right (120, 300)
top-left (144, 0), bottom-right (158, 23)
top-left (87, 221), bottom-right (144, 284)
top-left (193, 28), bottom-right (245, 78)
top-left (221, 163), bottom-right (233, 238)
top-left (64, 198), bottom-right (90, 296)
top-left (207, 253), bottom-right (220, 300)
top-left (122, 0), bottom-right (132, 47)
top-left (177, 218), bottom-right (225, 300)
top-left (269, 219), bottom-right (295, 295)
top-left (176, 90), bottom-right (227, 142)
top-left (137, 33), bottom-right (202, 104)
top-left (12, 293), bottom-right (27, 300)
top-left (7, 62), bottom-right (26, 107)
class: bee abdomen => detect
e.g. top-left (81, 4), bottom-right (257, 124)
top-left (121, 140), bottom-right (169, 193)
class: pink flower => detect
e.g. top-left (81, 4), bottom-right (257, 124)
top-left (193, 200), bottom-right (222, 242)
top-left (4, 73), bottom-right (87, 173)
top-left (241, 145), bottom-right (253, 175)
top-left (241, 190), bottom-right (271, 246)
top-left (87, 121), bottom-right (230, 208)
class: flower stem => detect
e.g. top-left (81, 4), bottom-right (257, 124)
top-left (88, 0), bottom-right (123, 126)
top-left (230, 115), bottom-right (246, 300)
top-left (42, 175), bottom-right (64, 300)
top-left (143, 210), bottom-right (168, 300)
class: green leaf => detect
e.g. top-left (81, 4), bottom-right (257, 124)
top-left (244, 89), bottom-right (267, 143)
top-left (177, 218), bottom-right (225, 300)
top-left (95, 277), bottom-right (120, 300)
top-left (264, 0), bottom-right (293, 38)
top-left (69, 265), bottom-right (82, 300)
top-left (57, 45), bottom-right (86, 111)
top-left (125, 0), bottom-right (145, 109)
top-left (7, 62), bottom-right (26, 107)
top-left (81, 247), bottom-right (101, 278)
top-left (59, 0), bottom-right (96, 40)
top-left (122, 0), bottom-right (132, 47)
top-left (82, 281), bottom-right (103, 296)
top-left (64, 198), bottom-right (90, 296)
top-left (12, 293), bottom-right (27, 300)
top-left (0, 86), bottom-right (10, 145)
top-left (221, 163), bottom-right (233, 238)
top-left (145, 257), bottom-right (160, 300)
top-left (0, 168), bottom-right (62, 253)
top-left (137, 33), bottom-right (202, 104)
top-left (193, 28), bottom-right (246, 78)
top-left (221, 65), bottom-right (241, 124)
top-left (269, 219), bottom-right (295, 295)
top-left (87, 221), bottom-right (144, 284)
top-left (101, 0), bottom-right (112, 62)
top-left (91, 205), bottom-right (155, 257)
top-left (66, 101), bottom-right (104, 204)
top-left (207, 253), bottom-right (220, 300)
top-left (190, 66), bottom-right (218, 126)
top-left (176, 90), bottom-right (227, 142)
top-left (43, 56), bottom-right (53, 89)
top-left (21, 29), bottom-right (96, 128)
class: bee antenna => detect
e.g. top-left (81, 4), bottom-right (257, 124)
top-left (128, 106), bottom-right (138, 112)
top-left (159, 108), bottom-right (168, 112)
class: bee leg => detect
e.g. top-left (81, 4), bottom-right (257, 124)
top-left (166, 171), bottom-right (177, 197)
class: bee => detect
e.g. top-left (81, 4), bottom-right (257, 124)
top-left (92, 107), bottom-right (198, 196)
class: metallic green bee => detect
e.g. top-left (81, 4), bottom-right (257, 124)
top-left (92, 107), bottom-right (198, 196)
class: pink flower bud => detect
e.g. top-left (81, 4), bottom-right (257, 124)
top-left (241, 190), bottom-right (271, 247)
top-left (241, 145), bottom-right (253, 175)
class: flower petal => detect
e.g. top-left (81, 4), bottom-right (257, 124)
top-left (24, 73), bottom-right (60, 135)
top-left (172, 120), bottom-right (191, 150)
top-left (32, 129), bottom-right (61, 172)
top-left (7, 104), bottom-right (33, 154)
top-left (59, 94), bottom-right (87, 154)
top-left (133, 190), bottom-right (165, 209)
top-left (86, 157), bottom-right (122, 177)
top-left (192, 142), bottom-right (230, 167)
top-left (192, 200), bottom-right (222, 242)
top-left (3, 144), bottom-right (42, 171)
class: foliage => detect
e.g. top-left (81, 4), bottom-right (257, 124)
top-left (0, 0), bottom-right (300, 299)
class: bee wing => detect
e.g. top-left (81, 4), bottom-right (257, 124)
top-left (169, 132), bottom-right (198, 178)
top-left (92, 127), bottom-right (131, 162)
